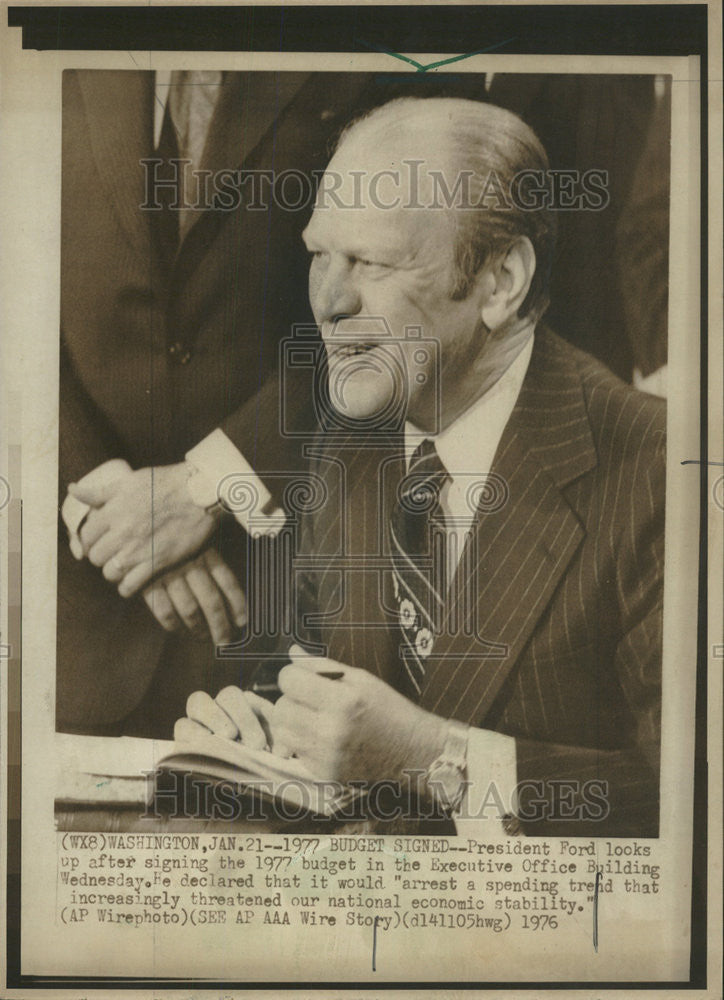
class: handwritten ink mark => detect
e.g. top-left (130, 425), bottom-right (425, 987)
top-left (359, 39), bottom-right (516, 74)
top-left (593, 867), bottom-right (602, 952)
top-left (372, 915), bottom-right (379, 971)
top-left (95, 780), bottom-right (110, 788)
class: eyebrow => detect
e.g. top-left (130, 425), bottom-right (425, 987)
top-left (301, 226), bottom-right (402, 261)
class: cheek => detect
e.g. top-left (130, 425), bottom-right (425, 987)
top-left (308, 263), bottom-right (320, 311)
top-left (361, 283), bottom-right (424, 335)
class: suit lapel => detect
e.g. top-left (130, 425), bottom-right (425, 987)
top-left (77, 71), bottom-right (155, 258)
top-left (420, 329), bottom-right (598, 726)
top-left (313, 434), bottom-right (403, 685)
top-left (202, 73), bottom-right (308, 179)
top-left (179, 70), bottom-right (375, 249)
top-left (77, 70), bottom-right (373, 257)
top-left (181, 72), bottom-right (311, 241)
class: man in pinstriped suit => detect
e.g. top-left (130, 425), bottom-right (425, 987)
top-left (181, 97), bottom-right (664, 837)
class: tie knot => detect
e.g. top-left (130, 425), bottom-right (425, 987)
top-left (401, 439), bottom-right (448, 514)
top-left (409, 438), bottom-right (444, 474)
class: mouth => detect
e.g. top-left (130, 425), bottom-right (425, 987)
top-left (329, 342), bottom-right (380, 359)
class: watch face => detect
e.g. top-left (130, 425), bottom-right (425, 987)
top-left (427, 759), bottom-right (465, 811)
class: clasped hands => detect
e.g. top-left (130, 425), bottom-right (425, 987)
top-left (175, 645), bottom-right (449, 787)
top-left (63, 460), bottom-right (246, 644)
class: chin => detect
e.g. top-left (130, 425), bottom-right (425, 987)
top-left (327, 364), bottom-right (403, 427)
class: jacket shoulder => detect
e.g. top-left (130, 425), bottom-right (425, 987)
top-left (541, 328), bottom-right (666, 462)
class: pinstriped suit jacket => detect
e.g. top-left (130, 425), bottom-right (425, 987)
top-left (293, 327), bottom-right (665, 837)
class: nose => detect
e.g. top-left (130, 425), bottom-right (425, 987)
top-left (309, 254), bottom-right (362, 325)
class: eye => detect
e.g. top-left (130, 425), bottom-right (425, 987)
top-left (355, 257), bottom-right (388, 271)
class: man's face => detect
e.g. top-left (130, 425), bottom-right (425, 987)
top-left (302, 133), bottom-right (490, 431)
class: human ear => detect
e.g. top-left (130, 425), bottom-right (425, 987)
top-left (480, 236), bottom-right (536, 330)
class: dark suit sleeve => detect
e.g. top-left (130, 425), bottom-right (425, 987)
top-left (513, 424), bottom-right (664, 838)
top-left (59, 334), bottom-right (126, 487)
top-left (220, 365), bottom-right (318, 499)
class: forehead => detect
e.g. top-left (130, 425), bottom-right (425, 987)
top-left (304, 144), bottom-right (456, 257)
top-left (303, 200), bottom-right (427, 257)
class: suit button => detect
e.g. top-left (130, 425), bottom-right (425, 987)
top-left (168, 341), bottom-right (192, 364)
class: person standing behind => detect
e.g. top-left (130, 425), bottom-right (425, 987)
top-left (58, 69), bottom-right (373, 736)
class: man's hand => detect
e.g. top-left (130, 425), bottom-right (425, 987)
top-left (61, 459), bottom-right (132, 559)
top-left (272, 646), bottom-right (448, 785)
top-left (69, 462), bottom-right (218, 597)
top-left (176, 686), bottom-right (282, 753)
top-left (175, 647), bottom-right (449, 784)
top-left (143, 548), bottom-right (247, 646)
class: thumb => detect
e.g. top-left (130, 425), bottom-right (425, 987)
top-left (69, 459), bottom-right (132, 505)
top-left (68, 479), bottom-right (116, 506)
top-left (287, 645), bottom-right (349, 678)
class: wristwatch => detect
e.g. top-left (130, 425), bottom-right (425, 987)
top-left (425, 719), bottom-right (469, 814)
top-left (185, 460), bottom-right (226, 515)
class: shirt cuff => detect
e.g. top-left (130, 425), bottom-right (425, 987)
top-left (633, 364), bottom-right (667, 398)
top-left (186, 429), bottom-right (286, 536)
top-left (453, 728), bottom-right (518, 837)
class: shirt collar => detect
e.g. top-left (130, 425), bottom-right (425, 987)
top-left (405, 329), bottom-right (535, 480)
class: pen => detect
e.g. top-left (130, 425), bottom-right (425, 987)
top-left (252, 670), bottom-right (344, 695)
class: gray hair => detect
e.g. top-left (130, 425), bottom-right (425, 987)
top-left (334, 97), bottom-right (557, 323)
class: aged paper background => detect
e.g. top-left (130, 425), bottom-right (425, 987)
top-left (1, 0), bottom-right (721, 995)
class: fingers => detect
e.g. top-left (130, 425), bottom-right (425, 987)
top-left (203, 549), bottom-right (247, 629)
top-left (61, 492), bottom-right (91, 539)
top-left (89, 532), bottom-right (124, 572)
top-left (186, 690), bottom-right (239, 741)
top-left (102, 550), bottom-right (130, 584)
top-left (78, 509), bottom-right (111, 554)
top-left (143, 583), bottom-right (182, 632)
top-left (215, 686), bottom-right (268, 750)
top-left (272, 694), bottom-right (319, 758)
top-left (244, 691), bottom-right (276, 736)
top-left (66, 461), bottom-right (132, 560)
top-left (184, 560), bottom-right (235, 645)
top-left (69, 478), bottom-right (115, 507)
top-left (173, 716), bottom-right (209, 742)
top-left (118, 560), bottom-right (155, 598)
top-left (184, 687), bottom-right (269, 749)
top-left (242, 691), bottom-right (294, 757)
top-left (181, 685), bottom-right (314, 760)
top-left (68, 533), bottom-right (85, 561)
top-left (97, 544), bottom-right (138, 582)
top-left (165, 574), bottom-right (205, 634)
top-left (123, 550), bottom-right (246, 648)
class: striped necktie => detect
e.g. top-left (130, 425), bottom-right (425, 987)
top-left (389, 439), bottom-right (449, 696)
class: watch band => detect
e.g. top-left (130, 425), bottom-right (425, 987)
top-left (425, 719), bottom-right (469, 814)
